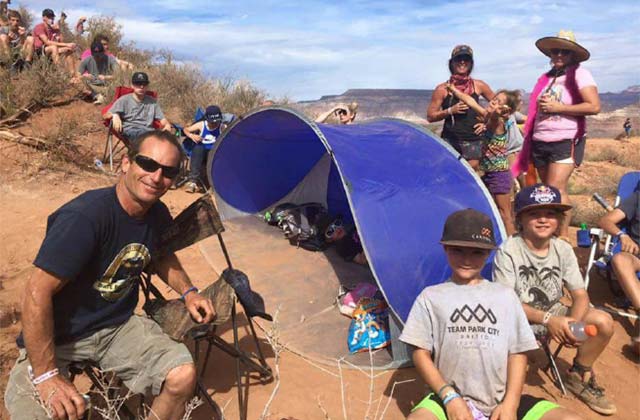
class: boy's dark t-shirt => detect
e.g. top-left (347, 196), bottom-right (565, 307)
top-left (17, 187), bottom-right (172, 346)
top-left (335, 226), bottom-right (363, 261)
top-left (618, 191), bottom-right (639, 244)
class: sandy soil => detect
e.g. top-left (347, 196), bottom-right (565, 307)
top-left (0, 101), bottom-right (638, 419)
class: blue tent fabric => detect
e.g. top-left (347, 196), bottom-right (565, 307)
top-left (209, 107), bottom-right (506, 322)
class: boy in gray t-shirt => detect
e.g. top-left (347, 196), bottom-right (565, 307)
top-left (493, 184), bottom-right (616, 416)
top-left (401, 209), bottom-right (579, 420)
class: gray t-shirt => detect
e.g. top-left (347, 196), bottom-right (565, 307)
top-left (400, 280), bottom-right (537, 416)
top-left (78, 55), bottom-right (118, 80)
top-left (492, 235), bottom-right (584, 312)
top-left (110, 93), bottom-right (165, 131)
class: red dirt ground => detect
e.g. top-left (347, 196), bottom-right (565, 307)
top-left (0, 101), bottom-right (638, 419)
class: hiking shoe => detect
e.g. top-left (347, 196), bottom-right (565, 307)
top-left (565, 369), bottom-right (617, 415)
top-left (185, 181), bottom-right (199, 193)
top-left (93, 93), bottom-right (105, 105)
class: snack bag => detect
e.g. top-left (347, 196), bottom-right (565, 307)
top-left (347, 298), bottom-right (391, 353)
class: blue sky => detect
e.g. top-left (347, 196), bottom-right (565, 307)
top-left (23, 0), bottom-right (640, 100)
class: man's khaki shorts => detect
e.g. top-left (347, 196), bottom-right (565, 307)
top-left (4, 314), bottom-right (193, 419)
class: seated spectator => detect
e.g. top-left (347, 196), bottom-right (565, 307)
top-left (315, 102), bottom-right (358, 125)
top-left (182, 105), bottom-right (233, 193)
top-left (75, 16), bottom-right (86, 36)
top-left (80, 33), bottom-right (133, 70)
top-left (0, 0), bottom-right (9, 25)
top-left (401, 208), bottom-right (581, 420)
top-left (32, 9), bottom-right (76, 74)
top-left (493, 184), bottom-right (616, 416)
top-left (323, 218), bottom-right (366, 265)
top-left (103, 72), bottom-right (172, 142)
top-left (76, 40), bottom-right (117, 104)
top-left (0, 9), bottom-right (34, 67)
top-left (598, 190), bottom-right (640, 354)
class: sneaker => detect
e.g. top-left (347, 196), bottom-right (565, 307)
top-left (93, 93), bottom-right (105, 105)
top-left (185, 181), bottom-right (199, 193)
top-left (565, 369), bottom-right (617, 415)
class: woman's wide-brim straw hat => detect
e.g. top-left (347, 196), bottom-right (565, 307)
top-left (536, 30), bottom-right (590, 63)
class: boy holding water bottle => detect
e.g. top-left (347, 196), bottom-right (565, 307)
top-left (493, 184), bottom-right (616, 416)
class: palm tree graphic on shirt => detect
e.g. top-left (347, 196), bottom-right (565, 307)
top-left (517, 265), bottom-right (562, 310)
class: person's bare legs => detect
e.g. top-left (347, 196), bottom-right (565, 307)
top-left (611, 252), bottom-right (640, 353)
top-left (44, 44), bottom-right (60, 64)
top-left (57, 46), bottom-right (76, 74)
top-left (22, 35), bottom-right (34, 62)
top-left (494, 193), bottom-right (515, 235)
top-left (148, 363), bottom-right (196, 420)
top-left (0, 34), bottom-right (9, 60)
top-left (574, 308), bottom-right (614, 367)
top-left (538, 162), bottom-right (574, 237)
top-left (611, 253), bottom-right (640, 308)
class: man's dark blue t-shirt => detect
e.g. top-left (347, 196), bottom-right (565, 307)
top-left (17, 187), bottom-right (172, 346)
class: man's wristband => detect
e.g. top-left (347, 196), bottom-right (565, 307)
top-left (31, 368), bottom-right (59, 385)
top-left (542, 310), bottom-right (552, 325)
top-left (180, 286), bottom-right (199, 302)
top-left (442, 391), bottom-right (461, 405)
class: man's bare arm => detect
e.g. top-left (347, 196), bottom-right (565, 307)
top-left (22, 268), bottom-right (86, 419)
top-left (154, 254), bottom-right (215, 323)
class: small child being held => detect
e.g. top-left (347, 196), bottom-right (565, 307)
top-left (400, 209), bottom-right (582, 420)
top-left (446, 84), bottom-right (520, 235)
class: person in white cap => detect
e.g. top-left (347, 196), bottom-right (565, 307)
top-left (511, 30), bottom-right (601, 240)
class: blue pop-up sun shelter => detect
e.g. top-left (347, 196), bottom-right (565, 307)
top-left (208, 106), bottom-right (506, 325)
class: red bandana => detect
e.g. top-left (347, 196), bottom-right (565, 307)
top-left (448, 74), bottom-right (474, 95)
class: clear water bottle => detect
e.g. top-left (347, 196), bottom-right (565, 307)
top-left (94, 158), bottom-right (105, 172)
top-left (569, 322), bottom-right (597, 341)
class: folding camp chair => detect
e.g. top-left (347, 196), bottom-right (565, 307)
top-left (585, 171), bottom-right (640, 320)
top-left (536, 333), bottom-right (567, 395)
top-left (143, 193), bottom-right (273, 420)
top-left (100, 86), bottom-right (163, 172)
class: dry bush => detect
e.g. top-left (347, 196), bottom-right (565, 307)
top-left (1, 57), bottom-right (71, 115)
top-left (85, 16), bottom-right (124, 52)
top-left (585, 145), bottom-right (640, 168)
top-left (16, 5), bottom-right (34, 31)
top-left (41, 113), bottom-right (94, 168)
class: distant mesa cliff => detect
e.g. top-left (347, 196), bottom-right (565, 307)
top-left (294, 87), bottom-right (639, 137)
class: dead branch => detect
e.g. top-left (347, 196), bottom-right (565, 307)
top-left (0, 97), bottom-right (79, 128)
top-left (0, 129), bottom-right (49, 149)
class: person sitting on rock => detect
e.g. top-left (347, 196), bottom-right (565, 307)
top-left (32, 9), bottom-right (76, 74)
top-left (80, 33), bottom-right (133, 70)
top-left (76, 40), bottom-right (117, 105)
top-left (103, 72), bottom-right (172, 142)
top-left (0, 9), bottom-right (34, 67)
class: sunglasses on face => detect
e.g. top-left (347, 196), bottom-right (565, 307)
top-left (453, 55), bottom-right (472, 62)
top-left (550, 48), bottom-right (572, 56)
top-left (325, 219), bottom-right (344, 239)
top-left (133, 82), bottom-right (148, 88)
top-left (133, 155), bottom-right (180, 179)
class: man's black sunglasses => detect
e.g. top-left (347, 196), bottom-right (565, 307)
top-left (453, 54), bottom-right (472, 62)
top-left (133, 155), bottom-right (180, 179)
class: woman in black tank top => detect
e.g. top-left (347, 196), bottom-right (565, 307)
top-left (427, 45), bottom-right (495, 170)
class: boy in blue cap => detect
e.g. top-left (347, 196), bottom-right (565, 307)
top-left (493, 184), bottom-right (616, 416)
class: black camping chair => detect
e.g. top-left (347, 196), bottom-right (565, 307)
top-left (143, 193), bottom-right (273, 420)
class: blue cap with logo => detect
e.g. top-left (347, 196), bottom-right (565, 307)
top-left (514, 184), bottom-right (573, 215)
